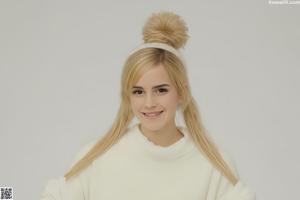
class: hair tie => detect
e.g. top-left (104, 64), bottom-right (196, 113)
top-left (128, 42), bottom-right (185, 62)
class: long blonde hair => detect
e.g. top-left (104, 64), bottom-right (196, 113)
top-left (64, 11), bottom-right (238, 185)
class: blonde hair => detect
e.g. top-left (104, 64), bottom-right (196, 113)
top-left (64, 11), bottom-right (238, 185)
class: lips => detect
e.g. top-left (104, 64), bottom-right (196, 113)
top-left (142, 110), bottom-right (164, 117)
top-left (143, 111), bottom-right (163, 114)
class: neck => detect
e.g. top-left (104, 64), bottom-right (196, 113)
top-left (138, 123), bottom-right (184, 147)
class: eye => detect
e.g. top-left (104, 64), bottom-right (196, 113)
top-left (132, 90), bottom-right (143, 95)
top-left (156, 88), bottom-right (168, 94)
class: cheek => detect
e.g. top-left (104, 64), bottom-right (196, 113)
top-left (130, 98), bottom-right (141, 112)
top-left (163, 94), bottom-right (180, 109)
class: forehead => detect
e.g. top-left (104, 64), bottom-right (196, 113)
top-left (135, 64), bottom-right (171, 87)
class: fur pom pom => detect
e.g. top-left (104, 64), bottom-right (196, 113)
top-left (142, 11), bottom-right (189, 49)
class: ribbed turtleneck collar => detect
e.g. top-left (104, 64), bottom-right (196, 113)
top-left (128, 123), bottom-right (196, 161)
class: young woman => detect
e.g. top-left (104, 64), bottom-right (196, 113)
top-left (41, 11), bottom-right (256, 200)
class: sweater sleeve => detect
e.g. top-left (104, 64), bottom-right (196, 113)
top-left (40, 141), bottom-right (96, 200)
top-left (206, 149), bottom-right (256, 200)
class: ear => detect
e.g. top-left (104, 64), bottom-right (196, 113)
top-left (179, 98), bottom-right (182, 104)
top-left (184, 82), bottom-right (188, 89)
top-left (178, 97), bottom-right (183, 106)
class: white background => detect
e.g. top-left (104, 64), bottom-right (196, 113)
top-left (0, 1), bottom-right (299, 199)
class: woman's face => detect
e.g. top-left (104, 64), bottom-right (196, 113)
top-left (129, 64), bottom-right (181, 132)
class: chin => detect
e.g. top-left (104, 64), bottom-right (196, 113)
top-left (139, 120), bottom-right (171, 132)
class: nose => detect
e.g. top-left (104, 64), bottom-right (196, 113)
top-left (144, 93), bottom-right (157, 108)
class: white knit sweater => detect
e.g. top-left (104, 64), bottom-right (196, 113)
top-left (40, 123), bottom-right (256, 200)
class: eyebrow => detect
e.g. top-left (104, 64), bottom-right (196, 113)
top-left (132, 84), bottom-right (170, 89)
